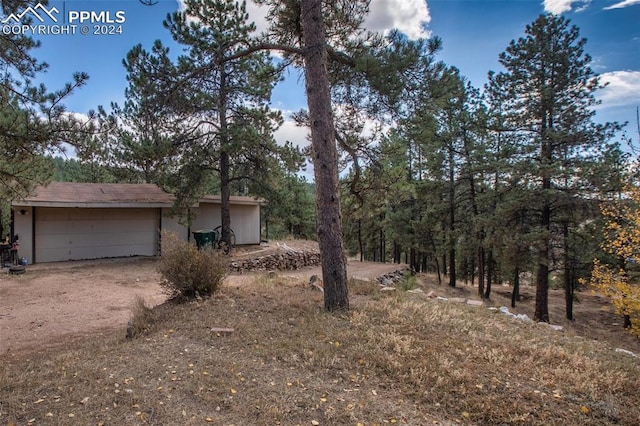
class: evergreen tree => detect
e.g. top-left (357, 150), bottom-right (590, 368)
top-left (0, 0), bottom-right (88, 225)
top-left (487, 14), bottom-right (623, 322)
top-left (99, 42), bottom-right (180, 186)
top-left (124, 0), bottom-right (295, 250)
top-left (50, 156), bottom-right (116, 183)
top-left (261, 172), bottom-right (316, 240)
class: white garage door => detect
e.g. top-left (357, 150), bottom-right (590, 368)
top-left (35, 208), bottom-right (159, 262)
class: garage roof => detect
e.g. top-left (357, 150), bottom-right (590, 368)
top-left (13, 182), bottom-right (263, 208)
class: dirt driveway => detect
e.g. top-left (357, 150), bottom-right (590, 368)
top-left (0, 256), bottom-right (404, 356)
top-left (0, 257), bottom-right (166, 356)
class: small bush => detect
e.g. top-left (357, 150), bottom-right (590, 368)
top-left (399, 272), bottom-right (418, 291)
top-left (158, 231), bottom-right (229, 300)
top-left (127, 295), bottom-right (155, 338)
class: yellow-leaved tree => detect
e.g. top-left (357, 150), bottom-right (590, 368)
top-left (588, 184), bottom-right (640, 336)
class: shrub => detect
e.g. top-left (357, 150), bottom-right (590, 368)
top-left (585, 184), bottom-right (640, 336)
top-left (158, 231), bottom-right (229, 300)
top-left (399, 272), bottom-right (418, 291)
top-left (127, 295), bottom-right (155, 338)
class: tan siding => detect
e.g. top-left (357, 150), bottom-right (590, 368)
top-left (191, 204), bottom-right (221, 233)
top-left (229, 204), bottom-right (260, 245)
top-left (13, 207), bottom-right (33, 264)
top-left (190, 203), bottom-right (260, 245)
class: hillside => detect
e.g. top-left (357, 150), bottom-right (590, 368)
top-left (1, 267), bottom-right (639, 425)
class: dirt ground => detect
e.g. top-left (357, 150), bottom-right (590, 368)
top-left (0, 247), bottom-right (404, 357)
top-left (1, 240), bottom-right (639, 359)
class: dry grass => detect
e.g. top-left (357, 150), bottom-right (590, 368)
top-left (127, 296), bottom-right (156, 339)
top-left (1, 274), bottom-right (639, 425)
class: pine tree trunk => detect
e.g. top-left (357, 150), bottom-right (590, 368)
top-left (448, 247), bottom-right (456, 287)
top-left (563, 222), bottom-right (574, 321)
top-left (471, 256), bottom-right (476, 287)
top-left (484, 249), bottom-right (493, 299)
top-left (393, 241), bottom-right (400, 264)
top-left (442, 252), bottom-right (447, 276)
top-left (410, 248), bottom-right (416, 271)
top-left (477, 246), bottom-right (485, 297)
top-left (358, 220), bottom-right (364, 262)
top-left (300, 0), bottom-right (348, 311)
top-left (511, 266), bottom-right (520, 308)
top-left (220, 150), bottom-right (232, 253)
top-left (448, 150), bottom-right (456, 287)
top-left (534, 203), bottom-right (551, 322)
top-left (534, 134), bottom-right (552, 322)
top-left (218, 66), bottom-right (232, 254)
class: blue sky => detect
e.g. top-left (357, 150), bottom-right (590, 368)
top-left (5, 0), bottom-right (640, 148)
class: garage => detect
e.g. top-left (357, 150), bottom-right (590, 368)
top-left (34, 207), bottom-right (159, 262)
top-left (11, 182), bottom-right (264, 264)
top-left (12, 182), bottom-right (173, 264)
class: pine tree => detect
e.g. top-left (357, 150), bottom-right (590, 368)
top-left (123, 0), bottom-right (293, 250)
top-left (0, 0), bottom-right (88, 227)
top-left (487, 14), bottom-right (622, 322)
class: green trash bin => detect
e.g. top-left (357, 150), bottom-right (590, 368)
top-left (192, 229), bottom-right (215, 249)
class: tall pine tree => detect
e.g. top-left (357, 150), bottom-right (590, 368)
top-left (487, 14), bottom-right (622, 322)
top-left (123, 0), bottom-right (293, 250)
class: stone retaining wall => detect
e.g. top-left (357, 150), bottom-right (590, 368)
top-left (376, 267), bottom-right (412, 286)
top-left (230, 250), bottom-right (321, 272)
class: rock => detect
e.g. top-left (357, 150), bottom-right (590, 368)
top-left (547, 324), bottom-right (564, 331)
top-left (375, 268), bottom-right (411, 286)
top-left (514, 313), bottom-right (532, 322)
top-left (381, 278), bottom-right (394, 287)
top-left (449, 297), bottom-right (467, 304)
top-left (615, 348), bottom-right (637, 358)
top-left (380, 287), bottom-right (396, 292)
top-left (499, 306), bottom-right (513, 316)
top-left (466, 299), bottom-right (483, 306)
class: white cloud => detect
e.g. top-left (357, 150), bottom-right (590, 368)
top-left (245, 1), bottom-right (270, 35)
top-left (597, 70), bottom-right (640, 108)
top-left (364, 0), bottom-right (431, 39)
top-left (604, 0), bottom-right (640, 10)
top-left (274, 118), bottom-right (310, 150)
top-left (543, 0), bottom-right (591, 14)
